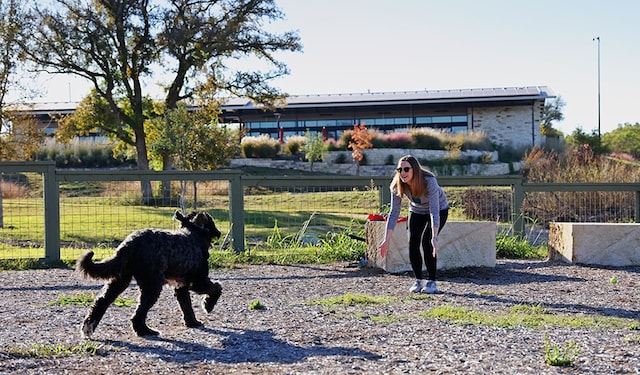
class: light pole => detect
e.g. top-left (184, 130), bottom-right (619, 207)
top-left (593, 36), bottom-right (601, 141)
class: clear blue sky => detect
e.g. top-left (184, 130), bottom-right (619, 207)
top-left (34, 0), bottom-right (640, 136)
top-left (266, 0), bottom-right (640, 135)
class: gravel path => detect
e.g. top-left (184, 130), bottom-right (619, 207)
top-left (0, 259), bottom-right (638, 374)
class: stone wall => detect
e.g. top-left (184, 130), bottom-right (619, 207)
top-left (229, 148), bottom-right (521, 176)
top-left (471, 103), bottom-right (543, 148)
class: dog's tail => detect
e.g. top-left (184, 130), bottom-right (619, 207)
top-left (76, 250), bottom-right (127, 280)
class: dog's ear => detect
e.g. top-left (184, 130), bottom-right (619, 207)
top-left (192, 212), bottom-right (209, 229)
top-left (194, 212), bottom-right (221, 239)
top-left (174, 210), bottom-right (185, 221)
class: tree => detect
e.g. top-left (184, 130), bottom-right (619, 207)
top-left (303, 130), bottom-right (324, 171)
top-left (541, 96), bottom-right (565, 136)
top-left (602, 122), bottom-right (640, 159)
top-left (565, 127), bottom-right (609, 155)
top-left (1, 0), bottom-right (43, 228)
top-left (148, 102), bottom-right (241, 210)
top-left (20, 0), bottom-right (301, 203)
top-left (348, 123), bottom-right (373, 175)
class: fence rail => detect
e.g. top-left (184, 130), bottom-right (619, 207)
top-left (1, 161), bottom-right (639, 262)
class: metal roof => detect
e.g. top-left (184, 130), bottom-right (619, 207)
top-left (222, 86), bottom-right (555, 110)
top-left (17, 86), bottom-right (554, 113)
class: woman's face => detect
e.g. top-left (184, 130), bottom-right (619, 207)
top-left (396, 160), bottom-right (414, 183)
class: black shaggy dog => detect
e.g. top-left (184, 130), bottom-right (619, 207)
top-left (76, 210), bottom-right (222, 338)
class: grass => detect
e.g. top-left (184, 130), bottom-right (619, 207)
top-left (544, 334), bottom-right (579, 367)
top-left (3, 341), bottom-right (111, 358)
top-left (304, 293), bottom-right (399, 306)
top-left (420, 304), bottom-right (637, 329)
top-left (48, 292), bottom-right (136, 307)
top-left (304, 294), bottom-right (640, 331)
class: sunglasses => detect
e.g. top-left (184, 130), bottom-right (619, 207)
top-left (396, 167), bottom-right (412, 173)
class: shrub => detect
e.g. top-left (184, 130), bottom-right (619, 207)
top-left (284, 135), bottom-right (306, 155)
top-left (497, 144), bottom-right (529, 163)
top-left (35, 139), bottom-right (135, 168)
top-left (325, 138), bottom-right (345, 151)
top-left (334, 153), bottom-right (348, 164)
top-left (461, 131), bottom-right (494, 151)
top-left (384, 154), bottom-right (395, 165)
top-left (381, 132), bottom-right (414, 148)
top-left (241, 135), bottom-right (281, 158)
top-left (410, 128), bottom-right (446, 149)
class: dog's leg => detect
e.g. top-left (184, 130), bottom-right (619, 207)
top-left (81, 277), bottom-right (131, 339)
top-left (130, 279), bottom-right (163, 336)
top-left (192, 279), bottom-right (223, 313)
top-left (174, 287), bottom-right (202, 328)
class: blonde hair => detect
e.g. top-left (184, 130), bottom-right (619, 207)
top-left (390, 155), bottom-right (435, 198)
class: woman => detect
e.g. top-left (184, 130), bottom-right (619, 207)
top-left (378, 155), bottom-right (449, 294)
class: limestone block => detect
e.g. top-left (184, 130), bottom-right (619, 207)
top-left (365, 220), bottom-right (496, 273)
top-left (438, 221), bottom-right (497, 270)
top-left (548, 223), bottom-right (640, 266)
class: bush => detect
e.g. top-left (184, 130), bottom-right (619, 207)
top-left (410, 129), bottom-right (446, 149)
top-left (496, 231), bottom-right (547, 259)
top-left (284, 135), bottom-right (306, 155)
top-left (461, 131), bottom-right (494, 151)
top-left (35, 139), bottom-right (135, 168)
top-left (241, 135), bottom-right (281, 158)
top-left (334, 153), bottom-right (348, 164)
top-left (372, 132), bottom-right (414, 149)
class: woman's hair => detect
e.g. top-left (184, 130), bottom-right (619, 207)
top-left (390, 155), bottom-right (435, 198)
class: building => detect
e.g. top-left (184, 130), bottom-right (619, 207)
top-left (17, 86), bottom-right (554, 148)
top-left (223, 86), bottom-right (554, 148)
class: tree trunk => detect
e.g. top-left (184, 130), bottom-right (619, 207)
top-left (161, 154), bottom-right (173, 203)
top-left (134, 128), bottom-right (153, 205)
top-left (0, 181), bottom-right (4, 228)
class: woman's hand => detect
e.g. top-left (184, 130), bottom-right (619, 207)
top-left (431, 237), bottom-right (439, 257)
top-left (379, 239), bottom-right (389, 258)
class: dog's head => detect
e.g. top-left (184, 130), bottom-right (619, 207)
top-left (175, 210), bottom-right (222, 240)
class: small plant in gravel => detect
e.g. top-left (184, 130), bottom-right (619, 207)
top-left (4, 341), bottom-right (108, 358)
top-left (420, 304), bottom-right (636, 329)
top-left (543, 334), bottom-right (579, 366)
top-left (49, 292), bottom-right (135, 307)
top-left (304, 293), bottom-right (397, 306)
top-left (248, 299), bottom-right (266, 310)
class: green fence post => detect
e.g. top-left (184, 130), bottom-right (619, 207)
top-left (379, 182), bottom-right (390, 213)
top-left (43, 163), bottom-right (60, 262)
top-left (229, 174), bottom-right (244, 252)
top-left (636, 190), bottom-right (640, 223)
top-left (512, 176), bottom-right (524, 236)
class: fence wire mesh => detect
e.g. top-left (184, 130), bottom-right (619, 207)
top-left (1, 167), bottom-right (639, 262)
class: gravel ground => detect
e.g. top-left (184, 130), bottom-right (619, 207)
top-left (0, 259), bottom-right (638, 374)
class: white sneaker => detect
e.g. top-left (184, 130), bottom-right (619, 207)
top-left (409, 279), bottom-right (424, 293)
top-left (422, 280), bottom-right (438, 294)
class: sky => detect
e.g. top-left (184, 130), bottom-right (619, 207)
top-left (32, 0), bottom-right (640, 136)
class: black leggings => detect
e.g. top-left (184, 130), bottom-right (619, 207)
top-left (407, 209), bottom-right (449, 281)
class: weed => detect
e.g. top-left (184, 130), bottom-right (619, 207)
top-left (543, 334), bottom-right (579, 366)
top-left (248, 299), bottom-right (266, 310)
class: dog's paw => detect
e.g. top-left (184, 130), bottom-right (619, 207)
top-left (185, 319), bottom-right (203, 328)
top-left (81, 320), bottom-right (96, 339)
top-left (133, 326), bottom-right (160, 337)
top-left (202, 295), bottom-right (219, 313)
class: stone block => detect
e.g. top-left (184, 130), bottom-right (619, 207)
top-left (548, 223), bottom-right (640, 266)
top-left (365, 220), bottom-right (496, 273)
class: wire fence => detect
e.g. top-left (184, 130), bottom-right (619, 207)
top-left (1, 162), bottom-right (639, 262)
